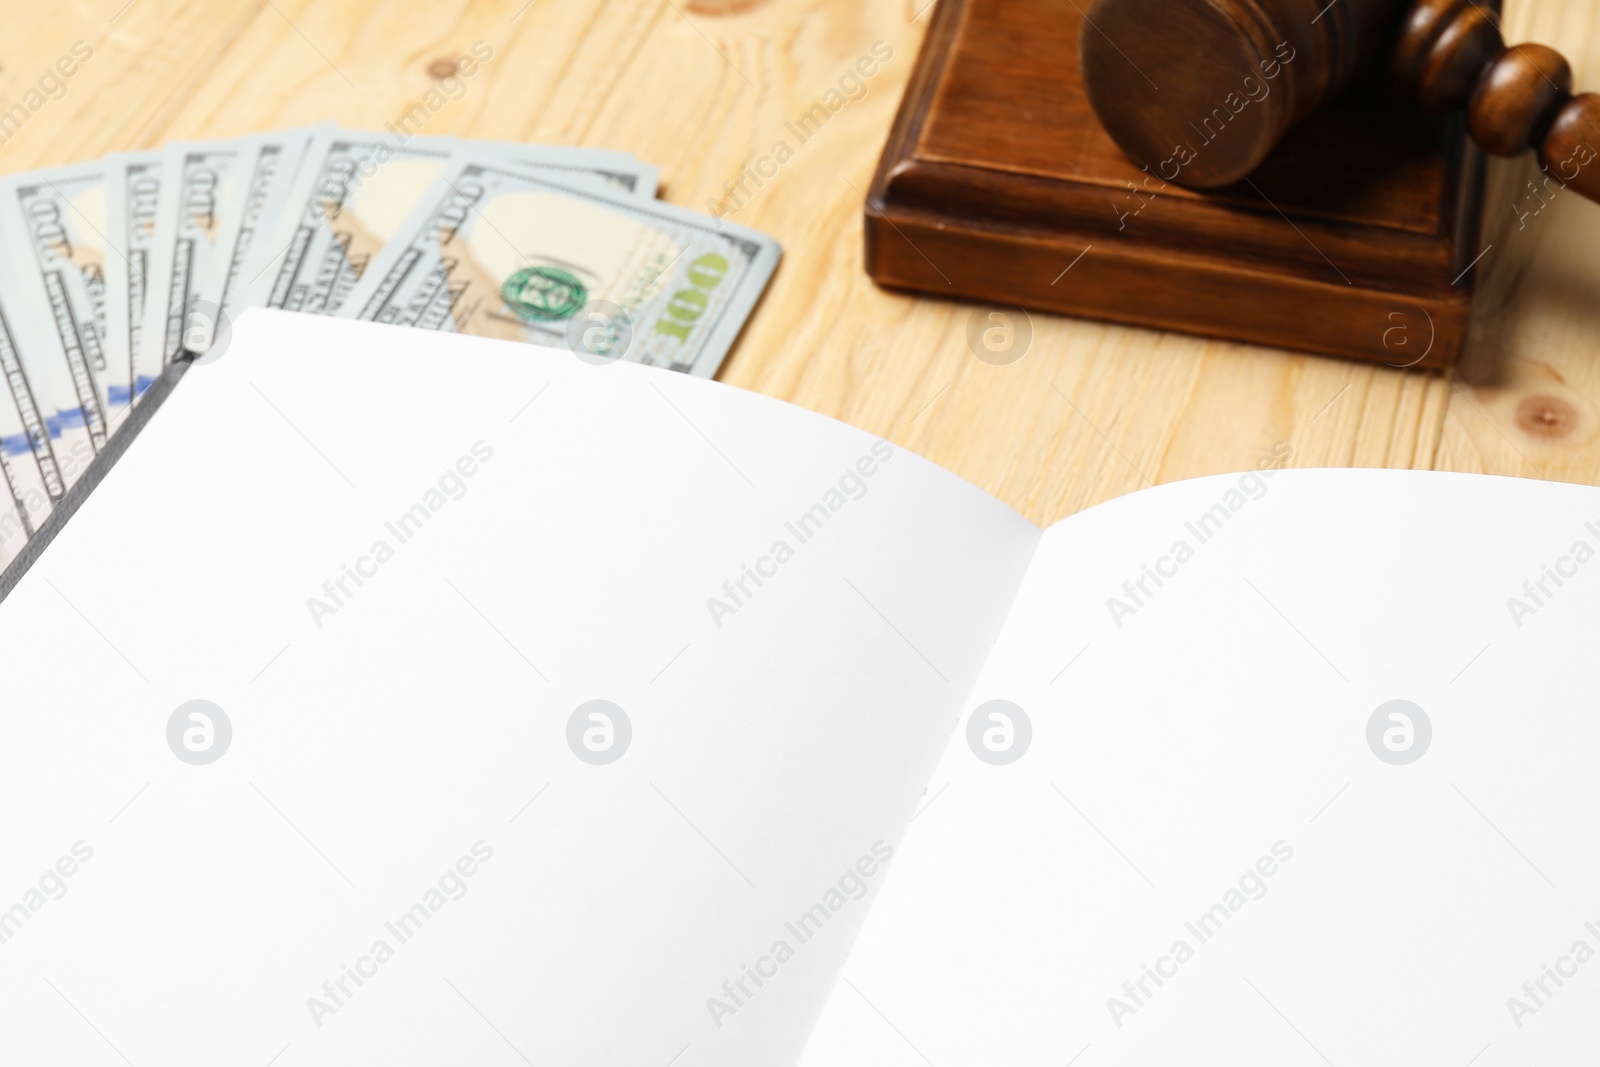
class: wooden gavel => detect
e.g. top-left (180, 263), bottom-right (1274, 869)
top-left (1080, 0), bottom-right (1600, 202)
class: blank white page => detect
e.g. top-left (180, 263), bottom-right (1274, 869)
top-left (0, 310), bottom-right (1039, 1065)
top-left (801, 468), bottom-right (1600, 1064)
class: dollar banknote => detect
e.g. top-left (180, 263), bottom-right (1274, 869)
top-left (0, 243), bottom-right (96, 513)
top-left (0, 285), bottom-right (66, 565)
top-left (494, 143), bottom-right (658, 200)
top-left (133, 138), bottom-right (263, 392)
top-left (102, 152), bottom-right (163, 404)
top-left (238, 132), bottom-right (660, 318)
top-left (218, 126), bottom-right (328, 322)
top-left (238, 131), bottom-right (662, 315)
top-left (340, 158), bottom-right (780, 377)
top-left (0, 163), bottom-right (119, 447)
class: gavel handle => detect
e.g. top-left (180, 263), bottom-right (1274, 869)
top-left (1394, 0), bottom-right (1600, 204)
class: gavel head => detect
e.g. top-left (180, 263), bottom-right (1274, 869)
top-left (1080, 0), bottom-right (1400, 187)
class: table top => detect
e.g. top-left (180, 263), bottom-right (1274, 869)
top-left (12, 0), bottom-right (1599, 526)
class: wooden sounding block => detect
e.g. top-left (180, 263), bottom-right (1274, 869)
top-left (864, 0), bottom-right (1494, 368)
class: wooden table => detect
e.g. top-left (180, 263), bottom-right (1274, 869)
top-left (12, 0), bottom-right (1599, 525)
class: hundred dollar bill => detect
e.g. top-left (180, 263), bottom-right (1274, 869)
top-left (0, 163), bottom-right (119, 446)
top-left (102, 152), bottom-right (164, 403)
top-left (0, 372), bottom-right (58, 565)
top-left (0, 284), bottom-right (66, 563)
top-left (133, 138), bottom-right (262, 390)
top-left (0, 235), bottom-right (95, 504)
top-left (488, 141), bottom-right (658, 200)
top-left (340, 159), bottom-right (780, 377)
top-left (238, 131), bottom-right (659, 317)
top-left (218, 126), bottom-right (329, 322)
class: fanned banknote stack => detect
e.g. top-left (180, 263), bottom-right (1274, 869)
top-left (0, 126), bottom-right (781, 572)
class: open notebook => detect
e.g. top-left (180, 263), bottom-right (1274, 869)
top-left (1, 310), bottom-right (1596, 1064)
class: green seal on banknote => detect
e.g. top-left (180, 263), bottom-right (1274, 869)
top-left (502, 266), bottom-right (587, 322)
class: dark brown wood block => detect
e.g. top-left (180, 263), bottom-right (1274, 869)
top-left (865, 0), bottom-right (1492, 369)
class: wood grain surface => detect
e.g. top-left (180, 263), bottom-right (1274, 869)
top-left (2, 0), bottom-right (1596, 526)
